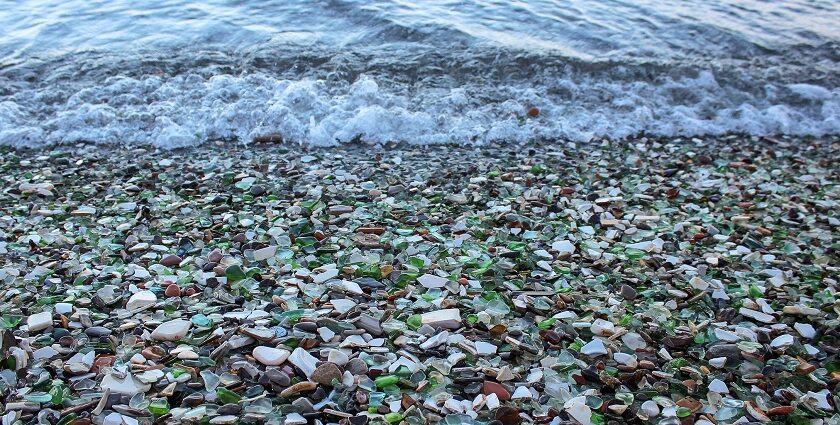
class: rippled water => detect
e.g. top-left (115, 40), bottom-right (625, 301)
top-left (1, 0), bottom-right (838, 148)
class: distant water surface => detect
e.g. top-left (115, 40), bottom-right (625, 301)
top-left (1, 0), bottom-right (838, 148)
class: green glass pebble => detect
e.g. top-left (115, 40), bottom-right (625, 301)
top-left (225, 265), bottom-right (246, 282)
top-left (619, 314), bottom-right (633, 326)
top-left (56, 413), bottom-right (77, 425)
top-left (49, 389), bottom-right (64, 405)
top-left (375, 375), bottom-right (400, 388)
top-left (0, 315), bottom-right (22, 329)
top-left (275, 309), bottom-right (304, 324)
top-left (36, 296), bottom-right (62, 305)
top-left (677, 406), bottom-right (692, 418)
top-left (385, 413), bottom-right (404, 423)
top-left (382, 385), bottom-right (401, 396)
top-left (394, 365), bottom-right (412, 377)
top-left (538, 318), bottom-right (556, 329)
top-left (625, 248), bottom-right (647, 259)
top-left (216, 387), bottom-right (241, 404)
top-left (406, 314), bottom-right (422, 330)
top-left (148, 398), bottom-right (170, 415)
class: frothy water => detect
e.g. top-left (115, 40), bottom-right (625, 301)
top-left (1, 0), bottom-right (838, 148)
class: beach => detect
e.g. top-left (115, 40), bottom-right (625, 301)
top-left (1, 135), bottom-right (837, 424)
top-left (2, 0), bottom-right (839, 423)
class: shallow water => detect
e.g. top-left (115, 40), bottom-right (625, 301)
top-left (1, 0), bottom-right (838, 148)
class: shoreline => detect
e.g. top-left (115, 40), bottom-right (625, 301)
top-left (2, 132), bottom-right (838, 155)
top-left (0, 135), bottom-right (837, 424)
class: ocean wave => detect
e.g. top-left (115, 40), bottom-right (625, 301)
top-left (0, 66), bottom-right (837, 149)
top-left (1, 0), bottom-right (838, 148)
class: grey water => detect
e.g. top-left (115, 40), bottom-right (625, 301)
top-left (1, 0), bottom-right (838, 148)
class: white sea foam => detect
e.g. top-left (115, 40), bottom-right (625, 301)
top-left (0, 70), bottom-right (837, 149)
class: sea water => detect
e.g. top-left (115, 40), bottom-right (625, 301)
top-left (0, 0), bottom-right (838, 148)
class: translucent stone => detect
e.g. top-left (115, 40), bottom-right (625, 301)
top-left (374, 375), bottom-right (399, 388)
top-left (0, 315), bottom-right (22, 329)
top-left (464, 382), bottom-right (483, 394)
top-left (368, 391), bottom-right (386, 408)
top-left (129, 393), bottom-right (149, 410)
top-left (653, 396), bottom-right (675, 407)
top-left (357, 376), bottom-right (376, 392)
top-left (533, 297), bottom-right (552, 310)
top-left (49, 382), bottom-right (68, 405)
top-left (218, 372), bottom-right (241, 387)
top-left (427, 358), bottom-right (453, 375)
top-left (714, 399), bottom-right (744, 421)
top-left (216, 388), bottom-right (241, 404)
top-left (381, 318), bottom-right (407, 333)
top-left (148, 398), bottom-right (170, 415)
top-left (585, 395), bottom-right (604, 409)
top-left (394, 365), bottom-right (412, 377)
top-left (486, 299), bottom-right (511, 316)
top-left (274, 309), bottom-right (305, 324)
top-left (244, 385), bottom-right (264, 398)
top-left (23, 392), bottom-right (53, 403)
top-left (384, 413), bottom-right (404, 423)
top-left (183, 406), bottom-right (207, 421)
top-left (244, 397), bottom-right (273, 414)
top-left (542, 368), bottom-right (568, 399)
top-left (427, 371), bottom-right (446, 389)
top-left (615, 392), bottom-right (635, 405)
top-left (421, 288), bottom-right (443, 301)
top-left (409, 371), bottom-right (426, 384)
top-left (406, 315), bottom-right (422, 330)
top-left (71, 378), bottom-right (96, 391)
top-left (557, 350), bottom-right (578, 365)
top-left (191, 314), bottom-right (211, 327)
top-left (405, 417), bottom-right (425, 425)
top-left (443, 415), bottom-right (473, 425)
